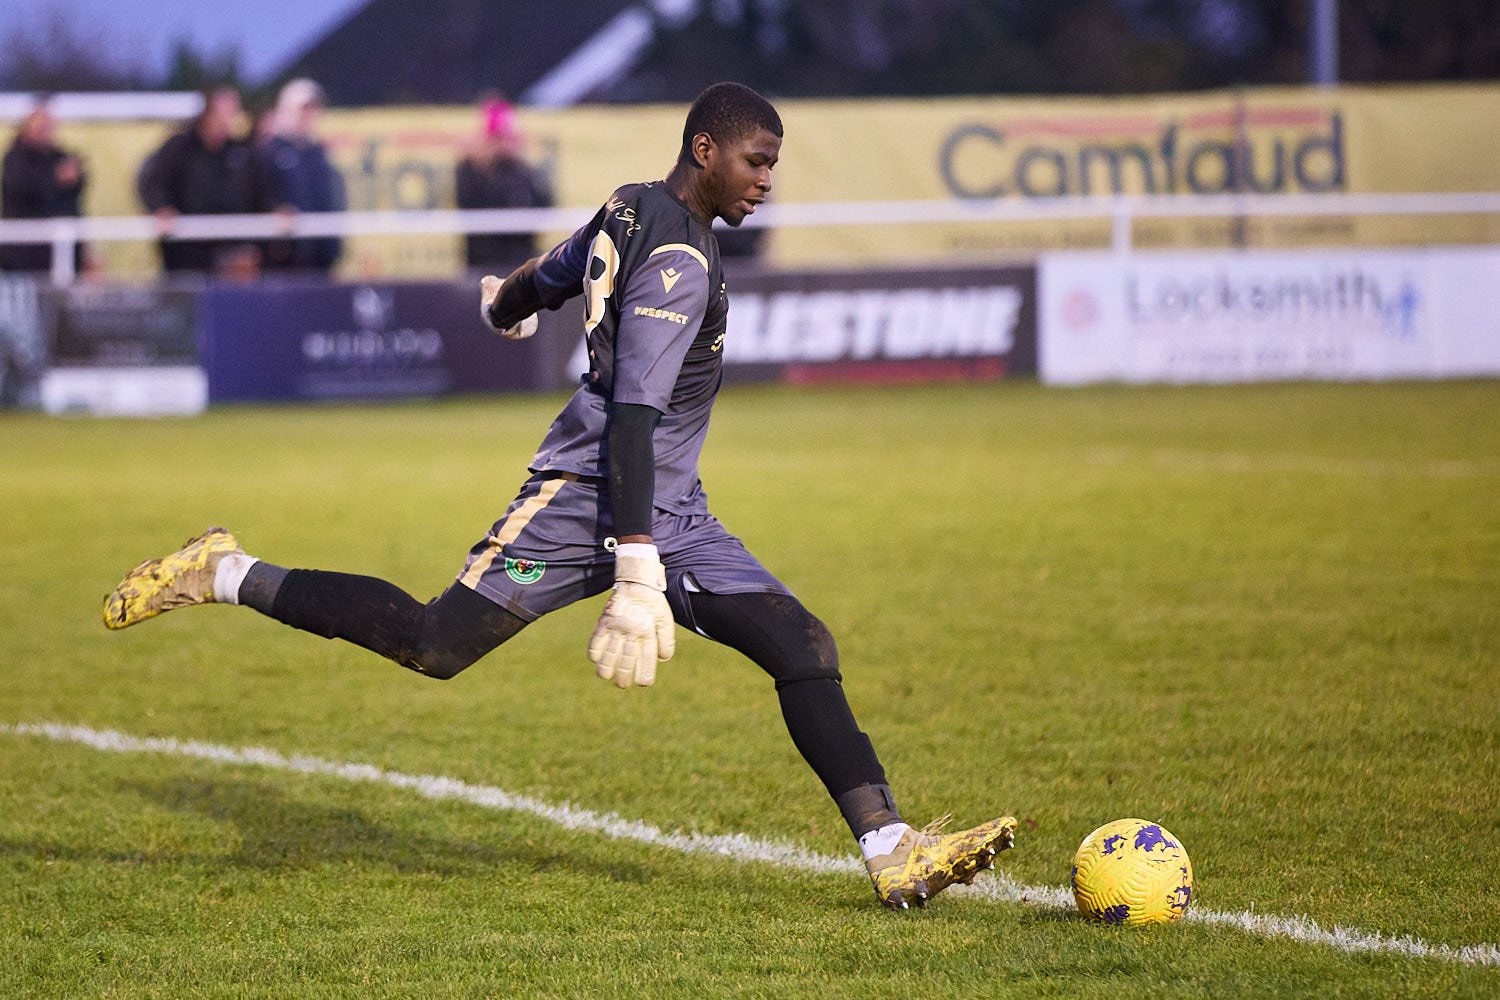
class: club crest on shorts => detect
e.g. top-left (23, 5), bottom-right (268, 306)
top-left (504, 556), bottom-right (546, 585)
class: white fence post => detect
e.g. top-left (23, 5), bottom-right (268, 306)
top-left (49, 219), bottom-right (78, 287)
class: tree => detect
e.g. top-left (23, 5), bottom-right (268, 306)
top-left (0, 7), bottom-right (153, 91)
top-left (163, 39), bottom-right (246, 94)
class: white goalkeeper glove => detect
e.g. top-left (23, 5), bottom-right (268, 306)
top-left (588, 543), bottom-right (675, 688)
top-left (479, 274), bottom-right (538, 340)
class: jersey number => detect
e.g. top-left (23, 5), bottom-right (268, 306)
top-left (583, 231), bottom-right (622, 334)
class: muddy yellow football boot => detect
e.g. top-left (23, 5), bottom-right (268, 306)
top-left (866, 815), bottom-right (1018, 909)
top-left (103, 527), bottom-right (244, 630)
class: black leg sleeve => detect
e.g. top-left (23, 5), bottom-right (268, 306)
top-left (264, 569), bottom-right (526, 679)
top-left (684, 590), bottom-right (898, 832)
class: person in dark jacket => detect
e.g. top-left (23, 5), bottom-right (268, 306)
top-left (136, 87), bottom-right (272, 276)
top-left (260, 79), bottom-right (345, 275)
top-left (454, 97), bottom-right (553, 273)
top-left (0, 101), bottom-right (88, 276)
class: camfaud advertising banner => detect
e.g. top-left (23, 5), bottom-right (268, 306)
top-left (1038, 246), bottom-right (1500, 384)
top-left (29, 83), bottom-right (1500, 278)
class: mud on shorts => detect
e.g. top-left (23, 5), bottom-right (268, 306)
top-left (455, 472), bottom-right (792, 634)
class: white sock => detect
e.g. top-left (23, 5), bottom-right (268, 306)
top-left (212, 553), bottom-right (259, 605)
top-left (858, 822), bottom-right (911, 860)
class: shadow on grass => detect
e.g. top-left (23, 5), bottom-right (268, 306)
top-left (3, 774), bottom-right (654, 885)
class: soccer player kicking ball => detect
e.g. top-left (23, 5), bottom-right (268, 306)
top-left (103, 83), bottom-right (1016, 909)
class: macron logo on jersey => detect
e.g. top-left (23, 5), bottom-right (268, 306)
top-left (641, 245), bottom-right (706, 326)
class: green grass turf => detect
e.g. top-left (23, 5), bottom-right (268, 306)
top-left (1, 380), bottom-right (1497, 997)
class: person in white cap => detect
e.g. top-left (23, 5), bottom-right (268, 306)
top-left (261, 78), bottom-right (345, 275)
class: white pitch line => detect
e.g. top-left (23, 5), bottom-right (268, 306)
top-left (6, 721), bottom-right (1498, 969)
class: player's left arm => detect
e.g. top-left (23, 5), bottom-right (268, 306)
top-left (606, 402), bottom-right (659, 544)
top-left (587, 244), bottom-right (710, 688)
top-left (605, 243), bottom-right (711, 532)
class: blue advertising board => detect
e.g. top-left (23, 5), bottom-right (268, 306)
top-left (199, 280), bottom-right (581, 403)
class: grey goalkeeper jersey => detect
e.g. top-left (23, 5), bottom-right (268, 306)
top-left (527, 181), bottom-right (727, 515)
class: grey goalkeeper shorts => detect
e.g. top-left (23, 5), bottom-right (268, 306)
top-left (456, 472), bottom-right (792, 626)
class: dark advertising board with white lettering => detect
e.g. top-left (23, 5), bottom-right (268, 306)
top-left (198, 267), bottom-right (1036, 403)
top-left (200, 280), bottom-right (581, 402)
top-left (47, 284), bottom-right (199, 366)
top-left (715, 263), bottom-right (1037, 383)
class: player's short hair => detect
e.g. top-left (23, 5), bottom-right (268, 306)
top-left (681, 82), bottom-right (782, 152)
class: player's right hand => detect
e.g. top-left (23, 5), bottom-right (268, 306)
top-left (479, 274), bottom-right (538, 340)
top-left (588, 544), bottom-right (675, 688)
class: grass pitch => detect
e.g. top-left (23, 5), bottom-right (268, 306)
top-left (2, 380), bottom-right (1497, 998)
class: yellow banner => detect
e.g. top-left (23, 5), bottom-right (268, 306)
top-left (30, 83), bottom-right (1500, 279)
top-left (776, 83), bottom-right (1500, 262)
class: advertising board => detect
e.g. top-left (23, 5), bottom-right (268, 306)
top-left (200, 280), bottom-right (581, 403)
top-left (26, 83), bottom-right (1500, 278)
top-left (38, 282), bottom-right (205, 415)
top-left (1039, 247), bottom-right (1500, 384)
top-left (721, 265), bottom-right (1036, 382)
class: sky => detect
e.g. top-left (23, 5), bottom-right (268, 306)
top-left (3, 0), bottom-right (369, 83)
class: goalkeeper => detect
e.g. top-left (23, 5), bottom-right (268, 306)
top-left (102, 83), bottom-right (1015, 909)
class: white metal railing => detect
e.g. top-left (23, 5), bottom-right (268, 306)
top-left (3, 192), bottom-right (1499, 286)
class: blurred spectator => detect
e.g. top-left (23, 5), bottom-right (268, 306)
top-left (0, 100), bottom-right (89, 276)
top-left (260, 78), bottom-right (345, 275)
top-left (455, 96), bottom-right (553, 273)
top-left (136, 86), bottom-right (272, 276)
